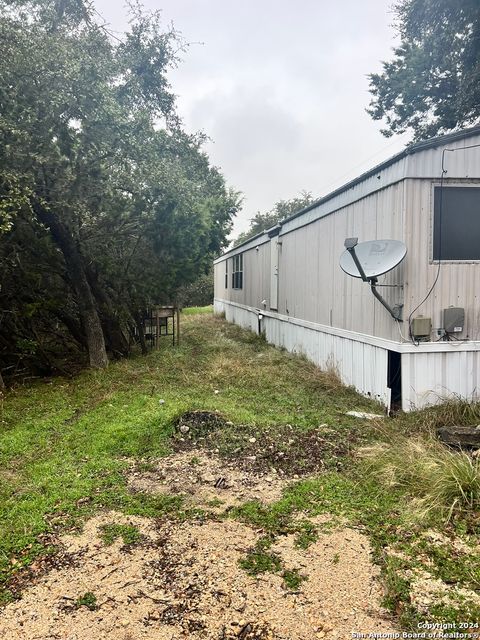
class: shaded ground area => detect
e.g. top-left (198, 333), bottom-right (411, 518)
top-left (171, 410), bottom-right (371, 474)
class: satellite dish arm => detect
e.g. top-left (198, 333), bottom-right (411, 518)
top-left (370, 278), bottom-right (402, 321)
top-left (344, 239), bottom-right (368, 282)
top-left (344, 239), bottom-right (402, 321)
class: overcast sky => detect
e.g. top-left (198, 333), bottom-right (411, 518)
top-left (94, 0), bottom-right (409, 239)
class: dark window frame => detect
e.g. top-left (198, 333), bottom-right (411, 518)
top-left (224, 259), bottom-right (228, 288)
top-left (432, 184), bottom-right (480, 262)
top-left (232, 253), bottom-right (243, 289)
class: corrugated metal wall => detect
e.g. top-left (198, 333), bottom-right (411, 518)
top-left (213, 130), bottom-right (480, 411)
top-left (214, 298), bottom-right (480, 410)
top-left (402, 350), bottom-right (480, 409)
top-left (215, 182), bottom-right (406, 341)
top-left (214, 240), bottom-right (270, 310)
top-left (215, 133), bottom-right (480, 343)
top-left (404, 178), bottom-right (480, 339)
top-left (277, 182), bottom-right (405, 341)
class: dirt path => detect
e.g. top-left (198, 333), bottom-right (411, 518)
top-left (0, 449), bottom-right (398, 640)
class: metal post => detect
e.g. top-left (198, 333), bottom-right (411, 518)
top-left (176, 307), bottom-right (180, 346)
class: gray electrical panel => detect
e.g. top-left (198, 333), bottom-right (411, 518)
top-left (412, 316), bottom-right (432, 339)
top-left (443, 307), bottom-right (465, 333)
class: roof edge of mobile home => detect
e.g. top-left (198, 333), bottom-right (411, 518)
top-left (217, 123), bottom-right (480, 261)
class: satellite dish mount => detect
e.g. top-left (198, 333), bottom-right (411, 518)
top-left (341, 238), bottom-right (405, 321)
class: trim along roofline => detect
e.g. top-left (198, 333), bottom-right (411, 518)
top-left (216, 124), bottom-right (480, 261)
top-left (279, 124), bottom-right (480, 227)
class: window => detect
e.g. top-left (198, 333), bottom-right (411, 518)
top-left (232, 253), bottom-right (243, 289)
top-left (225, 260), bottom-right (228, 288)
top-left (433, 186), bottom-right (480, 260)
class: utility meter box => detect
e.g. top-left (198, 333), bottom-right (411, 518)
top-left (443, 307), bottom-right (465, 333)
top-left (412, 316), bottom-right (432, 339)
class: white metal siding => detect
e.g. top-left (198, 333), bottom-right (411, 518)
top-left (403, 178), bottom-right (480, 340)
top-left (213, 130), bottom-right (480, 411)
top-left (277, 182), bottom-right (405, 341)
top-left (214, 300), bottom-right (389, 406)
top-left (402, 350), bottom-right (480, 410)
top-left (214, 242), bottom-right (270, 310)
top-left (269, 238), bottom-right (279, 310)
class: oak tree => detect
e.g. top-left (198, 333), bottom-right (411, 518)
top-left (368, 0), bottom-right (480, 139)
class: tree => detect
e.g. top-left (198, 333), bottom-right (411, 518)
top-left (234, 191), bottom-right (314, 246)
top-left (0, 0), bottom-right (240, 381)
top-left (367, 0), bottom-right (480, 139)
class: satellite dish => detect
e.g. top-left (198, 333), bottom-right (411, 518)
top-left (340, 239), bottom-right (407, 279)
top-left (339, 238), bottom-right (407, 321)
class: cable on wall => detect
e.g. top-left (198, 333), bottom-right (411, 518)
top-left (407, 142), bottom-right (480, 345)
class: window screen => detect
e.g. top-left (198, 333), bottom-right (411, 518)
top-left (232, 253), bottom-right (243, 289)
top-left (225, 260), bottom-right (228, 288)
top-left (433, 186), bottom-right (480, 260)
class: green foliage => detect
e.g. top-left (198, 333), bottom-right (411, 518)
top-left (75, 592), bottom-right (97, 611)
top-left (234, 191), bottom-right (314, 246)
top-left (368, 0), bottom-right (480, 139)
top-left (239, 548), bottom-right (282, 576)
top-left (239, 537), bottom-right (307, 591)
top-left (178, 270), bottom-right (214, 307)
top-left (282, 568), bottom-right (307, 591)
top-left (417, 539), bottom-right (480, 591)
top-left (181, 305), bottom-right (213, 315)
top-left (0, 0), bottom-right (240, 379)
top-left (294, 521), bottom-right (319, 549)
top-left (359, 437), bottom-right (480, 521)
top-left (99, 523), bottom-right (141, 547)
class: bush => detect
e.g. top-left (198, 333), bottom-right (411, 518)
top-left (359, 436), bottom-right (480, 521)
top-left (178, 271), bottom-right (213, 307)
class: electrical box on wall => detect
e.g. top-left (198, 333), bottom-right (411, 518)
top-left (412, 316), bottom-right (432, 339)
top-left (443, 307), bottom-right (465, 333)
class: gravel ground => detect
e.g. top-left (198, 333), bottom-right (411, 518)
top-left (0, 510), bottom-right (397, 640)
top-left (128, 450), bottom-right (287, 511)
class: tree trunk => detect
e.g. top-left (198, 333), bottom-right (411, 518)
top-left (53, 309), bottom-right (87, 349)
top-left (134, 309), bottom-right (148, 355)
top-left (0, 369), bottom-right (5, 393)
top-left (34, 204), bottom-right (108, 369)
top-left (85, 267), bottom-right (130, 358)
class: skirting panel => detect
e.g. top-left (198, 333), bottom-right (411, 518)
top-left (215, 299), bottom-right (480, 411)
top-left (402, 350), bottom-right (480, 410)
top-left (214, 299), bottom-right (389, 407)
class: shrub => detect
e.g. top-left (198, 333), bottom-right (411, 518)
top-left (359, 436), bottom-right (480, 521)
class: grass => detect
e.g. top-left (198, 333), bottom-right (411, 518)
top-left (99, 523), bottom-right (142, 547)
top-left (181, 305), bottom-right (213, 315)
top-left (359, 436), bottom-right (480, 522)
top-left (0, 310), bottom-right (479, 628)
top-left (75, 592), bottom-right (97, 611)
top-left (238, 537), bottom-right (307, 591)
top-left (0, 313), bottom-right (371, 599)
top-left (282, 568), bottom-right (307, 591)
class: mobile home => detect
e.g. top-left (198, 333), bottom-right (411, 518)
top-left (214, 126), bottom-right (480, 411)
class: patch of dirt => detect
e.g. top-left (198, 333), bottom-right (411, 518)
top-left (0, 511), bottom-right (397, 639)
top-left (173, 411), bottom-right (368, 475)
top-left (128, 450), bottom-right (287, 511)
top-left (421, 529), bottom-right (478, 555)
top-left (406, 567), bottom-right (480, 615)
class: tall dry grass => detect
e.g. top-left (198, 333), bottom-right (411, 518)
top-left (359, 435), bottom-right (480, 521)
